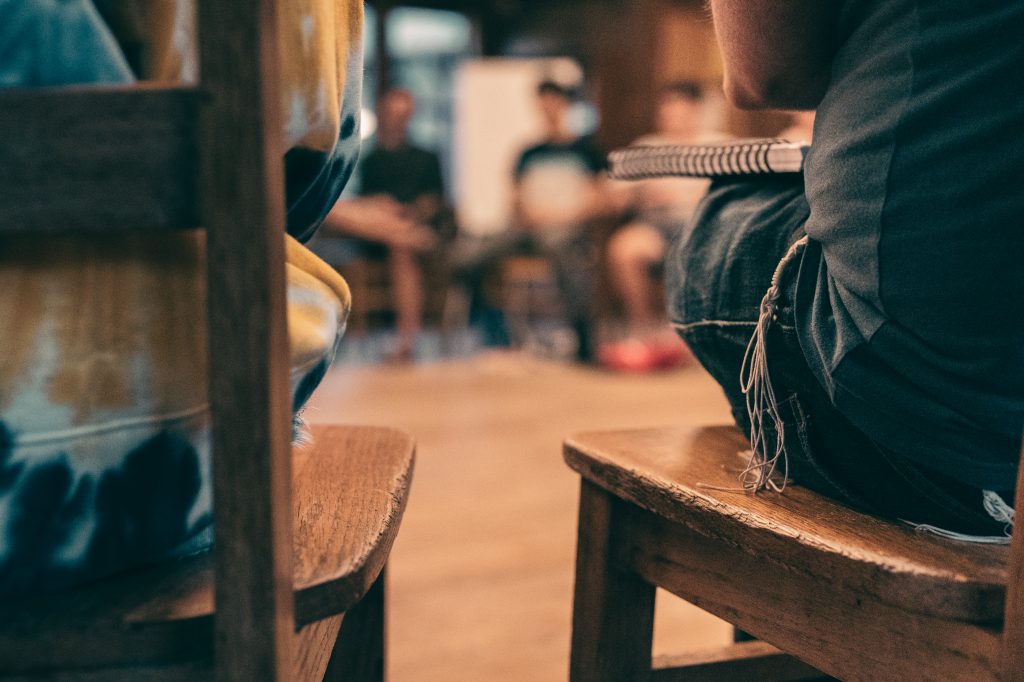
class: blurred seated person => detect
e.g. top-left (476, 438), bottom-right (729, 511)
top-left (502, 80), bottom-right (610, 362)
top-left (668, 0), bottom-right (1024, 538)
top-left (600, 82), bottom-right (724, 372)
top-left (320, 88), bottom-right (453, 361)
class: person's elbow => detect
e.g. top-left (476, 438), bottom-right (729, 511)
top-left (723, 71), bottom-right (829, 110)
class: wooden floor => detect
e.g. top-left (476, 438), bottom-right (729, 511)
top-left (306, 352), bottom-right (735, 681)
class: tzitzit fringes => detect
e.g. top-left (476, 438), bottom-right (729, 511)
top-left (904, 491), bottom-right (1015, 544)
top-left (292, 412), bottom-right (313, 447)
top-left (737, 236), bottom-right (809, 493)
top-left (908, 522), bottom-right (1012, 544)
top-left (982, 490), bottom-right (1015, 535)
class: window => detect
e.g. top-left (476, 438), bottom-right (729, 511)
top-left (356, 5), bottom-right (477, 198)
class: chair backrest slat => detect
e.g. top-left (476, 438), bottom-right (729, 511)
top-left (0, 85), bottom-right (201, 234)
top-left (197, 2), bottom-right (296, 680)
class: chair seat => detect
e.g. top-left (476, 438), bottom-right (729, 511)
top-left (564, 425), bottom-right (1009, 624)
top-left (0, 425), bottom-right (414, 674)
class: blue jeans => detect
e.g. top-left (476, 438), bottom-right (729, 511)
top-left (667, 177), bottom-right (1011, 536)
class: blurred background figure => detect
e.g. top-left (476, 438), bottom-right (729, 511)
top-left (780, 110), bottom-right (816, 142)
top-left (461, 78), bottom-right (610, 361)
top-left (599, 82), bottom-right (723, 372)
top-left (320, 88), bottom-right (454, 362)
top-left (505, 80), bottom-right (610, 361)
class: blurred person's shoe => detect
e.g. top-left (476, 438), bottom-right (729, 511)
top-left (381, 344), bottom-right (415, 365)
top-left (598, 338), bottom-right (660, 373)
top-left (598, 330), bottom-right (694, 373)
top-left (650, 334), bottom-right (694, 369)
top-left (573, 320), bottom-right (597, 364)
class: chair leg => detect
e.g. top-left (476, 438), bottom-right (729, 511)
top-left (570, 479), bottom-right (656, 682)
top-left (324, 567), bottom-right (386, 682)
top-left (733, 627), bottom-right (757, 642)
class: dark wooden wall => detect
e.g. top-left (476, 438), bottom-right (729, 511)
top-left (360, 0), bottom-right (789, 147)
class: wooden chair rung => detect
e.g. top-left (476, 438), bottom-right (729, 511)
top-left (0, 85), bottom-right (202, 234)
top-left (651, 641), bottom-right (823, 682)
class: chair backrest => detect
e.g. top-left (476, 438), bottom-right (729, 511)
top-left (0, 1), bottom-right (295, 679)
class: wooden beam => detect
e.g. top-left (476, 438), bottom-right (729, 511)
top-left (652, 641), bottom-right (823, 681)
top-left (569, 480), bottom-right (656, 681)
top-left (623, 504), bottom-right (1003, 681)
top-left (1000, 441), bottom-right (1024, 680)
top-left (197, 1), bottom-right (295, 680)
top-left (0, 85), bottom-right (201, 234)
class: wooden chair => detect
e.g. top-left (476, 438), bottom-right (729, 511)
top-left (339, 259), bottom-right (397, 335)
top-left (0, 2), bottom-right (413, 680)
top-left (329, 257), bottom-right (455, 337)
top-left (565, 426), bottom-right (1024, 681)
top-left (496, 255), bottom-right (565, 347)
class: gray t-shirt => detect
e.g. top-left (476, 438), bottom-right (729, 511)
top-left (797, 0), bottom-right (1024, 489)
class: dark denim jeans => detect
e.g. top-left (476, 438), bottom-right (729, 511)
top-left (458, 226), bottom-right (599, 360)
top-left (667, 177), bottom-right (1010, 536)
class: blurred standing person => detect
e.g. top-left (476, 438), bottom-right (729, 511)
top-left (510, 80), bottom-right (610, 362)
top-left (322, 88), bottom-right (452, 361)
top-left (600, 82), bottom-right (723, 372)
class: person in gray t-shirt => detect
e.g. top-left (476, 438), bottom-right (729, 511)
top-left (668, 0), bottom-right (1024, 537)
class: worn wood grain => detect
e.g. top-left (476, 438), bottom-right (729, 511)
top-left (564, 426), bottom-right (1009, 623)
top-left (0, 614), bottom-right (341, 681)
top-left (0, 661), bottom-right (214, 681)
top-left (624, 502), bottom-right (1002, 681)
top-left (0, 85), bottom-right (201, 234)
top-left (0, 425), bottom-right (413, 674)
top-left (196, 0), bottom-right (294, 679)
top-left (293, 615), bottom-right (344, 682)
top-left (1001, 441), bottom-right (1024, 681)
top-left (125, 426), bottom-right (415, 627)
top-left (569, 480), bottom-right (655, 682)
top-left (651, 641), bottom-right (821, 681)
top-left (325, 570), bottom-right (387, 681)
top-left (292, 428), bottom-right (413, 625)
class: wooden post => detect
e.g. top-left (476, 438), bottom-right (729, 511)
top-left (570, 479), bottom-right (656, 682)
top-left (325, 568), bottom-right (388, 681)
top-left (197, 1), bottom-right (295, 680)
top-left (1001, 440), bottom-right (1024, 681)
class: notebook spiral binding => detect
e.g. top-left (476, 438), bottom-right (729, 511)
top-left (608, 138), bottom-right (808, 180)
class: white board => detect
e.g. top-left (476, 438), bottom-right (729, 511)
top-left (452, 58), bottom-right (586, 236)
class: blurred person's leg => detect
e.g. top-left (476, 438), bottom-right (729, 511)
top-left (600, 221), bottom-right (691, 372)
top-left (451, 230), bottom-right (532, 347)
top-left (606, 222), bottom-right (666, 333)
top-left (388, 245), bottom-right (424, 361)
top-left (539, 226), bottom-right (598, 363)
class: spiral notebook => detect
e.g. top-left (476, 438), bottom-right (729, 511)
top-left (608, 138), bottom-right (809, 180)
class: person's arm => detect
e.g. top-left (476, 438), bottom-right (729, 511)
top-left (709, 0), bottom-right (841, 110)
top-left (409, 152), bottom-right (446, 224)
top-left (510, 150), bottom-right (532, 230)
top-left (321, 197), bottom-right (437, 252)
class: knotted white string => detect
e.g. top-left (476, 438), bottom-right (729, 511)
top-left (736, 235), bottom-right (809, 493)
top-left (906, 491), bottom-right (1014, 544)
